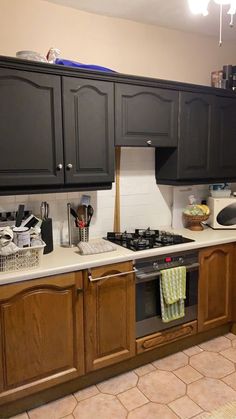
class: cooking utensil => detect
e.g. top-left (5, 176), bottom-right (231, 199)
top-left (77, 205), bottom-right (86, 223)
top-left (87, 205), bottom-right (94, 226)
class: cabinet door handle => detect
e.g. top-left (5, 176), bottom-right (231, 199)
top-left (57, 163), bottom-right (63, 170)
top-left (146, 140), bottom-right (152, 146)
top-left (76, 287), bottom-right (83, 295)
top-left (66, 163), bottom-right (73, 170)
top-left (88, 268), bottom-right (137, 282)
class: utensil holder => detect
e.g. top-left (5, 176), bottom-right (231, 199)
top-left (79, 227), bottom-right (89, 242)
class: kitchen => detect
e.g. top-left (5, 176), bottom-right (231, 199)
top-left (1, 0), bottom-right (236, 418)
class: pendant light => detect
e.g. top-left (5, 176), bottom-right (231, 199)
top-left (188, 0), bottom-right (236, 45)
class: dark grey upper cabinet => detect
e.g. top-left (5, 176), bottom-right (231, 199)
top-left (63, 77), bottom-right (114, 184)
top-left (115, 84), bottom-right (178, 147)
top-left (178, 92), bottom-right (215, 179)
top-left (0, 68), bottom-right (64, 187)
top-left (214, 97), bottom-right (236, 178)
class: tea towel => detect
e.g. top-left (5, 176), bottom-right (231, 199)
top-left (160, 266), bottom-right (186, 322)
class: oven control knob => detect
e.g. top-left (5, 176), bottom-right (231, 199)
top-left (153, 262), bottom-right (159, 270)
top-left (178, 257), bottom-right (184, 264)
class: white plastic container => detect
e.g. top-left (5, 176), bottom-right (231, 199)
top-left (210, 189), bottom-right (231, 198)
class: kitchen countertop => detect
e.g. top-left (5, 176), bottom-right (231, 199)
top-left (1, 226), bottom-right (236, 286)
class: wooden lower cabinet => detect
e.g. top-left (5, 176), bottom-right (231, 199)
top-left (0, 272), bottom-right (84, 403)
top-left (84, 261), bottom-right (136, 372)
top-left (198, 244), bottom-right (234, 332)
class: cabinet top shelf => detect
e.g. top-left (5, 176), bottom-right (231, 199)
top-left (0, 55), bottom-right (235, 98)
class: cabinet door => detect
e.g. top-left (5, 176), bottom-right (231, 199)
top-left (0, 273), bottom-right (84, 400)
top-left (178, 92), bottom-right (215, 179)
top-left (62, 77), bottom-right (114, 184)
top-left (0, 68), bottom-right (64, 187)
top-left (214, 97), bottom-right (236, 178)
top-left (115, 83), bottom-right (178, 147)
top-left (198, 244), bottom-right (233, 332)
top-left (84, 261), bottom-right (135, 372)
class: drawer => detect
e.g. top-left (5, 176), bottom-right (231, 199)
top-left (136, 320), bottom-right (197, 354)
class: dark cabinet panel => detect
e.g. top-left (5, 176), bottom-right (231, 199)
top-left (115, 84), bottom-right (178, 147)
top-left (214, 97), bottom-right (236, 178)
top-left (0, 68), bottom-right (64, 187)
top-left (63, 77), bottom-right (114, 184)
top-left (178, 92), bottom-right (215, 179)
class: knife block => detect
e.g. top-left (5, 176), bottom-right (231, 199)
top-left (41, 218), bottom-right (53, 254)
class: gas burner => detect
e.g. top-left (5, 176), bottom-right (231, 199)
top-left (128, 237), bottom-right (153, 251)
top-left (106, 228), bottom-right (194, 251)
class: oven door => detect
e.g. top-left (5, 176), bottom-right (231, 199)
top-left (136, 263), bottom-right (199, 338)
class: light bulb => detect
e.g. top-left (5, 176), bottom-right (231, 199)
top-left (188, 0), bottom-right (210, 15)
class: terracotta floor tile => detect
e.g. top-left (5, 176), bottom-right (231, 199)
top-left (183, 346), bottom-right (203, 357)
top-left (138, 369), bottom-right (186, 403)
top-left (199, 336), bottom-right (231, 352)
top-left (187, 377), bottom-right (236, 411)
top-left (222, 371), bottom-right (236, 390)
top-left (225, 333), bottom-right (236, 340)
top-left (152, 351), bottom-right (188, 371)
top-left (127, 402), bottom-right (179, 419)
top-left (10, 414), bottom-right (29, 419)
top-left (169, 395), bottom-right (203, 419)
top-left (232, 339), bottom-right (236, 348)
top-left (134, 363), bottom-right (156, 376)
top-left (28, 395), bottom-right (77, 419)
top-left (74, 385), bottom-right (99, 402)
top-left (191, 414), bottom-right (210, 418)
top-left (174, 365), bottom-right (203, 384)
top-left (97, 371), bottom-right (138, 395)
top-left (73, 393), bottom-right (127, 419)
top-left (190, 351), bottom-right (234, 378)
top-left (61, 416), bottom-right (74, 419)
top-left (117, 387), bottom-right (148, 411)
top-left (221, 347), bottom-right (236, 362)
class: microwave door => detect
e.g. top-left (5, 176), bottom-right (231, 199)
top-left (217, 203), bottom-right (236, 226)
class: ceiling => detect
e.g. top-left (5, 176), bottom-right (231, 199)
top-left (45, 0), bottom-right (236, 41)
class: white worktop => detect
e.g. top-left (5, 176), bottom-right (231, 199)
top-left (1, 226), bottom-right (236, 285)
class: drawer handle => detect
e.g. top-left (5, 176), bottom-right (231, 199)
top-left (66, 163), bottom-right (73, 170)
top-left (88, 268), bottom-right (137, 282)
top-left (146, 140), bottom-right (152, 146)
top-left (57, 163), bottom-right (63, 170)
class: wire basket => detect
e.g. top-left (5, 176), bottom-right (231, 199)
top-left (0, 244), bottom-right (45, 273)
top-left (183, 213), bottom-right (210, 231)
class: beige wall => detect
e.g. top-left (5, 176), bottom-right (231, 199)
top-left (0, 0), bottom-right (235, 85)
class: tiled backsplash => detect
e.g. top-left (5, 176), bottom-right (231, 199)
top-left (0, 148), bottom-right (173, 245)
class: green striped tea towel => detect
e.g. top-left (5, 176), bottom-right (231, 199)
top-left (160, 266), bottom-right (186, 323)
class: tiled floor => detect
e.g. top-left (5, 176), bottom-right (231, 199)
top-left (10, 333), bottom-right (236, 419)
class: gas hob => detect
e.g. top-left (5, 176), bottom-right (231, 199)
top-left (106, 228), bottom-right (194, 251)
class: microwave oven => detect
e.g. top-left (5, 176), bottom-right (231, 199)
top-left (207, 197), bottom-right (236, 229)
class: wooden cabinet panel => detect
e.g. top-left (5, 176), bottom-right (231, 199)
top-left (0, 273), bottom-right (84, 398)
top-left (178, 92), bottom-right (215, 179)
top-left (84, 261), bottom-right (135, 372)
top-left (214, 97), bottom-right (236, 178)
top-left (115, 83), bottom-right (178, 147)
top-left (198, 244), bottom-right (233, 332)
top-left (0, 68), bottom-right (64, 187)
top-left (62, 77), bottom-right (114, 184)
top-left (136, 321), bottom-right (197, 354)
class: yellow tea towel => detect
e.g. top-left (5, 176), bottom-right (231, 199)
top-left (160, 266), bottom-right (186, 323)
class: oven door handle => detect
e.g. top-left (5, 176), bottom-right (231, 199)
top-left (135, 262), bottom-right (199, 284)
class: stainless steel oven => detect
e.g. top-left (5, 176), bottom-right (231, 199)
top-left (135, 251), bottom-right (199, 338)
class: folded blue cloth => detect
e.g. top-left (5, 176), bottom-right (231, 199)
top-left (55, 58), bottom-right (116, 73)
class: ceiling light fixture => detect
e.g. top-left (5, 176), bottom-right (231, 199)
top-left (188, 0), bottom-right (236, 45)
